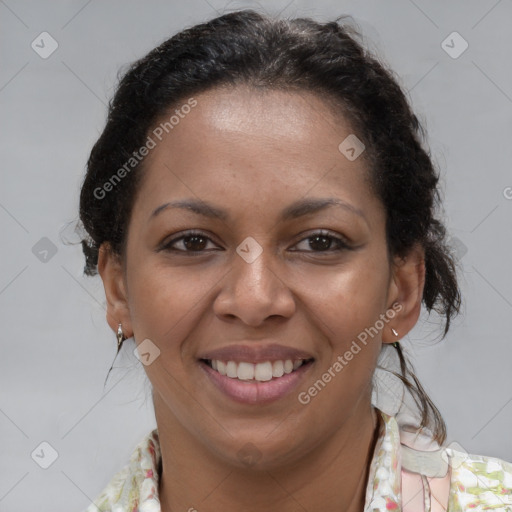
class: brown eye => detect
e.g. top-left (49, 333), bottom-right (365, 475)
top-left (161, 231), bottom-right (219, 253)
top-left (291, 230), bottom-right (350, 252)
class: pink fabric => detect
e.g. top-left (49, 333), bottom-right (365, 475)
top-left (401, 468), bottom-right (452, 511)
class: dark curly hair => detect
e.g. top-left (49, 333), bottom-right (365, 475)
top-left (77, 9), bottom-right (461, 444)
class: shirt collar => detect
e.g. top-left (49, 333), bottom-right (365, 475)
top-left (363, 409), bottom-right (402, 511)
top-left (93, 408), bottom-right (402, 512)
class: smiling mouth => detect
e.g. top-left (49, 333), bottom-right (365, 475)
top-left (200, 358), bottom-right (314, 382)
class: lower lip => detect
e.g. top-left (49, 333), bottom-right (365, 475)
top-left (199, 361), bottom-right (313, 405)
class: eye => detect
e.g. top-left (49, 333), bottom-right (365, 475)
top-left (160, 229), bottom-right (351, 254)
top-left (291, 230), bottom-right (351, 252)
top-left (161, 230), bottom-right (221, 253)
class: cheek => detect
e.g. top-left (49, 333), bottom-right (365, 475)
top-left (126, 261), bottom-right (217, 355)
top-left (294, 256), bottom-right (391, 345)
top-left (295, 263), bottom-right (387, 410)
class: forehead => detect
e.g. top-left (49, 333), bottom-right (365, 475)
top-left (133, 85), bottom-right (381, 223)
top-left (165, 85), bottom-right (356, 153)
top-left (185, 85), bottom-right (346, 139)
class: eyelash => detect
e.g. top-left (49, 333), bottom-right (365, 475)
top-left (161, 229), bottom-right (351, 254)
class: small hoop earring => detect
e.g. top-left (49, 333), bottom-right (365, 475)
top-left (117, 323), bottom-right (125, 352)
top-left (391, 327), bottom-right (400, 349)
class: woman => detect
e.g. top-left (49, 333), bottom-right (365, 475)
top-left (78, 9), bottom-right (512, 512)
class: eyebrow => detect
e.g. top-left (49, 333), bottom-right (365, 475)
top-left (149, 197), bottom-right (367, 223)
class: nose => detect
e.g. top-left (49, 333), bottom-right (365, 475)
top-left (213, 243), bottom-right (296, 327)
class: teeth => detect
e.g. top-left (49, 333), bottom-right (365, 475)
top-left (272, 360), bottom-right (284, 378)
top-left (254, 361), bottom-right (273, 381)
top-left (237, 362), bottom-right (254, 380)
top-left (207, 358), bottom-right (307, 381)
top-left (217, 360), bottom-right (227, 376)
top-left (226, 361), bottom-right (237, 378)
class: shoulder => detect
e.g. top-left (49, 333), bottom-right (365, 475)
top-left (395, 416), bottom-right (512, 511)
top-left (83, 429), bottom-right (161, 512)
top-left (447, 445), bottom-right (512, 510)
top-left (84, 464), bottom-right (130, 512)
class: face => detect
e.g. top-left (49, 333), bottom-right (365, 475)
top-left (100, 85), bottom-right (419, 469)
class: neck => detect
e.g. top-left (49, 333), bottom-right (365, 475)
top-left (156, 396), bottom-right (381, 512)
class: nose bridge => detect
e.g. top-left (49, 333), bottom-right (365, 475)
top-left (232, 235), bottom-right (276, 294)
top-left (213, 235), bottom-right (295, 324)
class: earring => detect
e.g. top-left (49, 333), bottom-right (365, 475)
top-left (117, 323), bottom-right (125, 352)
top-left (104, 324), bottom-right (126, 387)
top-left (391, 328), bottom-right (400, 349)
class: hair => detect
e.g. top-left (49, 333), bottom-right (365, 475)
top-left (78, 9), bottom-right (461, 444)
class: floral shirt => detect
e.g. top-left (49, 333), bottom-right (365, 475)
top-left (84, 409), bottom-right (512, 512)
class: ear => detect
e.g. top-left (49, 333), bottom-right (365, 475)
top-left (382, 243), bottom-right (425, 344)
top-left (97, 242), bottom-right (133, 338)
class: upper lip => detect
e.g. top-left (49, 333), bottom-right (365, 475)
top-left (198, 343), bottom-right (315, 363)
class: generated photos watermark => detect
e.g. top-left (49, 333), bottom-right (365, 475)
top-left (298, 302), bottom-right (403, 405)
top-left (93, 97), bottom-right (197, 200)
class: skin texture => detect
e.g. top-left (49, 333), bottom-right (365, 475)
top-left (98, 85), bottom-right (425, 512)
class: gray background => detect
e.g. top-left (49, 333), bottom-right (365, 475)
top-left (1, 0), bottom-right (511, 510)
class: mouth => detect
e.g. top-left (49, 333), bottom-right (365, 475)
top-left (198, 350), bottom-right (315, 404)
